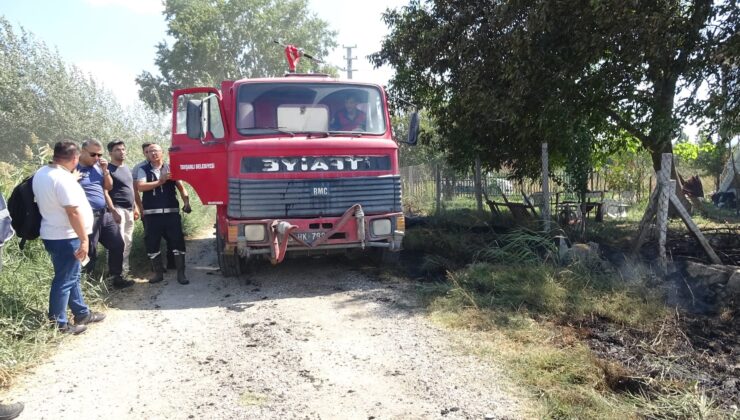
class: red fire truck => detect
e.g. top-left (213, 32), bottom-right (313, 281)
top-left (168, 50), bottom-right (418, 276)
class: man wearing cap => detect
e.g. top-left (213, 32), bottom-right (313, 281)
top-left (135, 144), bottom-right (191, 285)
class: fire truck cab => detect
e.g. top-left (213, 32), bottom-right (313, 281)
top-left (169, 73), bottom-right (418, 276)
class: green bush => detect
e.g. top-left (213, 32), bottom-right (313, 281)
top-left (0, 236), bottom-right (107, 387)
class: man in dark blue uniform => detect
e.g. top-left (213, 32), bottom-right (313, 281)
top-left (78, 139), bottom-right (133, 289)
top-left (133, 142), bottom-right (176, 270)
top-left (135, 144), bottom-right (191, 285)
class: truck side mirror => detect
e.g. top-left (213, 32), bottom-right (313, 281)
top-left (200, 97), bottom-right (211, 140)
top-left (407, 111), bottom-right (420, 145)
top-left (186, 99), bottom-right (203, 140)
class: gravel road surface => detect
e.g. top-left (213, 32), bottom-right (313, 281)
top-left (5, 234), bottom-right (526, 419)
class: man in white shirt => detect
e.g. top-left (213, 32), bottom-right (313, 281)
top-left (33, 141), bottom-right (105, 335)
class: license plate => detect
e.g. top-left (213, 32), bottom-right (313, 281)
top-left (293, 231), bottom-right (326, 243)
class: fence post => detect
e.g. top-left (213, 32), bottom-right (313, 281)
top-left (655, 154), bottom-right (672, 271)
top-left (474, 158), bottom-right (483, 213)
top-left (435, 162), bottom-right (442, 214)
top-left (542, 142), bottom-right (551, 231)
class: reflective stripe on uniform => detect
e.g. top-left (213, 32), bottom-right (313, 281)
top-left (143, 208), bottom-right (179, 215)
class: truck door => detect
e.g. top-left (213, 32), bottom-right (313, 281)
top-left (170, 87), bottom-right (229, 205)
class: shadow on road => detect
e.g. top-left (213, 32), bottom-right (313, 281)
top-left (108, 236), bottom-right (420, 318)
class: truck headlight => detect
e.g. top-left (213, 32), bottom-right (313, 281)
top-left (371, 219), bottom-right (392, 236)
top-left (244, 224), bottom-right (266, 242)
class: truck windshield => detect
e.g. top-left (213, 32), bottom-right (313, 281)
top-left (235, 83), bottom-right (387, 136)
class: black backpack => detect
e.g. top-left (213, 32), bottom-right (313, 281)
top-left (7, 175), bottom-right (41, 249)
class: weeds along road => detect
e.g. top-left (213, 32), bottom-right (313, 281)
top-left (6, 232), bottom-right (526, 419)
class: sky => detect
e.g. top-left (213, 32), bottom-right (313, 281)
top-left (1, 0), bottom-right (409, 107)
top-left (0, 0), bottom-right (706, 139)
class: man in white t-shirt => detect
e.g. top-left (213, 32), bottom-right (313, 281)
top-left (33, 141), bottom-right (105, 335)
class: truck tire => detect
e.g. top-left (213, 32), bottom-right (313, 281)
top-left (216, 224), bottom-right (240, 277)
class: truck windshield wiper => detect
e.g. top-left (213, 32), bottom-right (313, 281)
top-left (305, 132), bottom-right (330, 138)
top-left (252, 126), bottom-right (295, 137)
top-left (327, 131), bottom-right (364, 137)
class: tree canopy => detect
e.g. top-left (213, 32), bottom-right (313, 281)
top-left (0, 17), bottom-right (164, 162)
top-left (136, 0), bottom-right (338, 112)
top-left (372, 0), bottom-right (739, 177)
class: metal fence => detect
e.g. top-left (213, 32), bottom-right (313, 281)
top-left (400, 163), bottom-right (651, 213)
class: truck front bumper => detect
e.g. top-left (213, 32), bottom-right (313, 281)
top-left (224, 204), bottom-right (404, 264)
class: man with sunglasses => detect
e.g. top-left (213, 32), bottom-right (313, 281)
top-left (77, 139), bottom-right (133, 289)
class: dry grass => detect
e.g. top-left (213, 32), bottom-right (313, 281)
top-left (408, 223), bottom-right (731, 419)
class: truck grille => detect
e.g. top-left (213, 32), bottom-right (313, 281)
top-left (228, 176), bottom-right (402, 218)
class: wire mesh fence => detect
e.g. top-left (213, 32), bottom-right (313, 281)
top-left (400, 162), bottom-right (652, 215)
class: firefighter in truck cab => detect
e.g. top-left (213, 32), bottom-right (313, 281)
top-left (134, 144), bottom-right (192, 285)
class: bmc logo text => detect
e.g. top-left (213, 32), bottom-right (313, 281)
top-left (313, 187), bottom-right (329, 196)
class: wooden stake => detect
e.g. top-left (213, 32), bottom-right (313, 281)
top-left (632, 153), bottom-right (722, 267)
top-left (656, 155), bottom-right (672, 269)
top-left (669, 192), bottom-right (722, 264)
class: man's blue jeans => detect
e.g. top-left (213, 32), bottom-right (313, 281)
top-left (43, 238), bottom-right (90, 326)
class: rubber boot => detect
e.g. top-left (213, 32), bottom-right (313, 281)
top-left (175, 254), bottom-right (189, 285)
top-left (166, 249), bottom-right (176, 270)
top-left (149, 255), bottom-right (164, 284)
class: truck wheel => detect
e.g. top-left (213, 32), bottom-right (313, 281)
top-left (216, 224), bottom-right (240, 277)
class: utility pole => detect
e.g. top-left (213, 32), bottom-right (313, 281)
top-left (342, 45), bottom-right (357, 79)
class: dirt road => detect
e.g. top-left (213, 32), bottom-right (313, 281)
top-left (5, 234), bottom-right (526, 419)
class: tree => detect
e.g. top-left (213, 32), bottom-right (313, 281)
top-left (0, 17), bottom-right (153, 161)
top-left (371, 1), bottom-right (738, 180)
top-left (136, 0), bottom-right (337, 112)
top-left (602, 138), bottom-right (653, 201)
